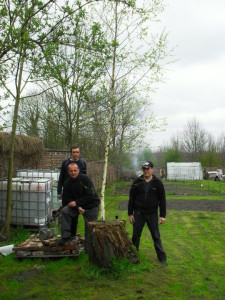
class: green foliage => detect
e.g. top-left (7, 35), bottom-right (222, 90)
top-left (199, 152), bottom-right (220, 168)
top-left (164, 148), bottom-right (183, 163)
top-left (136, 147), bottom-right (156, 167)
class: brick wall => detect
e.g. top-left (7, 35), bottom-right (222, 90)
top-left (0, 149), bottom-right (119, 190)
top-left (40, 149), bottom-right (118, 190)
top-left (39, 149), bottom-right (70, 170)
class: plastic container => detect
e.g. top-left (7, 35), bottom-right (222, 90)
top-left (16, 169), bottom-right (60, 209)
top-left (52, 187), bottom-right (61, 210)
top-left (0, 178), bottom-right (52, 227)
top-left (16, 169), bottom-right (59, 181)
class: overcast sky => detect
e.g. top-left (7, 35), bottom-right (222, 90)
top-left (150, 0), bottom-right (225, 150)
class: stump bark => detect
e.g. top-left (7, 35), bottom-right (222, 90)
top-left (87, 220), bottom-right (139, 268)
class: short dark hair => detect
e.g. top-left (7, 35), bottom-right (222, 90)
top-left (70, 146), bottom-right (80, 153)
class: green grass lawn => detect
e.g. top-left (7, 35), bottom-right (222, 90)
top-left (0, 181), bottom-right (225, 300)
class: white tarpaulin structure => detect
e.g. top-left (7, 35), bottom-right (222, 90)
top-left (167, 162), bottom-right (203, 180)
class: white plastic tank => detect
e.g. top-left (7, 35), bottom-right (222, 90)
top-left (0, 178), bottom-right (52, 227)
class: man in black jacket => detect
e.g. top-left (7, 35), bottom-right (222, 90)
top-left (128, 161), bottom-right (167, 265)
top-left (57, 146), bottom-right (87, 237)
top-left (57, 163), bottom-right (99, 251)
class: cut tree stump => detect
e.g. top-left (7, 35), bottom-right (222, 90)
top-left (87, 220), bottom-right (139, 268)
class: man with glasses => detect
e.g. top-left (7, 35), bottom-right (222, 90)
top-left (128, 161), bottom-right (167, 266)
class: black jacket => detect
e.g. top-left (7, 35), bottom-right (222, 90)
top-left (57, 158), bottom-right (87, 194)
top-left (128, 174), bottom-right (166, 218)
top-left (62, 174), bottom-right (100, 210)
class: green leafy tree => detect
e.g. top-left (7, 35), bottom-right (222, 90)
top-left (164, 148), bottom-right (183, 164)
top-left (199, 152), bottom-right (220, 168)
top-left (0, 0), bottom-right (99, 238)
top-left (17, 10), bottom-right (110, 149)
top-left (37, 12), bottom-right (110, 147)
top-left (164, 135), bottom-right (183, 164)
top-left (199, 133), bottom-right (220, 168)
top-left (137, 148), bottom-right (156, 167)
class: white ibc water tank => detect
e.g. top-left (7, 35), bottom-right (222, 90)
top-left (0, 178), bottom-right (52, 227)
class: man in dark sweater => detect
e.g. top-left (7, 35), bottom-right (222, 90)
top-left (128, 161), bottom-right (167, 266)
top-left (57, 146), bottom-right (87, 198)
top-left (57, 146), bottom-right (87, 237)
top-left (57, 163), bottom-right (99, 251)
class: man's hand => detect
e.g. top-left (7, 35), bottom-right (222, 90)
top-left (68, 201), bottom-right (76, 207)
top-left (57, 194), bottom-right (62, 200)
top-left (78, 207), bottom-right (85, 214)
top-left (159, 217), bottom-right (165, 224)
top-left (129, 215), bottom-right (135, 224)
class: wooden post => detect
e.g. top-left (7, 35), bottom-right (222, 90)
top-left (87, 220), bottom-right (139, 268)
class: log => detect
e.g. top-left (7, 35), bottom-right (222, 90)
top-left (87, 220), bottom-right (139, 268)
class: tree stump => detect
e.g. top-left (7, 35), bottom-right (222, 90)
top-left (87, 220), bottom-right (139, 268)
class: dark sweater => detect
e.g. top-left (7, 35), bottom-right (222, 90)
top-left (128, 174), bottom-right (166, 218)
top-left (62, 174), bottom-right (100, 210)
top-left (57, 158), bottom-right (87, 194)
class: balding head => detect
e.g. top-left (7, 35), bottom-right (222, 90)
top-left (68, 163), bottom-right (80, 179)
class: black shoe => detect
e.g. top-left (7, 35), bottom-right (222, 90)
top-left (56, 237), bottom-right (71, 245)
top-left (159, 260), bottom-right (167, 266)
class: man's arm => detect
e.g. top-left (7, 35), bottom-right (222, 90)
top-left (158, 181), bottom-right (166, 219)
top-left (76, 176), bottom-right (99, 207)
top-left (129, 215), bottom-right (135, 224)
top-left (128, 180), bottom-right (136, 217)
top-left (81, 160), bottom-right (87, 174)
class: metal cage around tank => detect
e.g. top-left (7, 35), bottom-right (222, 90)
top-left (0, 178), bottom-right (52, 227)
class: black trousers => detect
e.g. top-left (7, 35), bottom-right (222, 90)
top-left (132, 211), bottom-right (167, 262)
top-left (61, 205), bottom-right (99, 251)
top-left (71, 216), bottom-right (78, 236)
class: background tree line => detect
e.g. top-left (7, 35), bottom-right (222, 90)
top-left (2, 0), bottom-right (169, 174)
top-left (137, 118), bottom-right (225, 169)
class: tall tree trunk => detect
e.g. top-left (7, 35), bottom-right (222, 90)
top-left (118, 127), bottom-right (125, 178)
top-left (1, 55), bottom-right (25, 238)
top-left (100, 0), bottom-right (118, 221)
top-left (74, 94), bottom-right (81, 145)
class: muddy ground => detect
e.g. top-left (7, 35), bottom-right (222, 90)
top-left (118, 200), bottom-right (225, 212)
top-left (116, 182), bottom-right (225, 212)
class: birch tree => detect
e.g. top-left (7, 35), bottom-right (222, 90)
top-left (90, 0), bottom-right (170, 220)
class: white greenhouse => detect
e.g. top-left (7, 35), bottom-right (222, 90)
top-left (167, 162), bottom-right (203, 180)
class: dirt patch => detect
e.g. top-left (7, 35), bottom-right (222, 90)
top-left (167, 200), bottom-right (225, 212)
top-left (11, 265), bottom-right (45, 282)
top-left (118, 200), bottom-right (225, 212)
